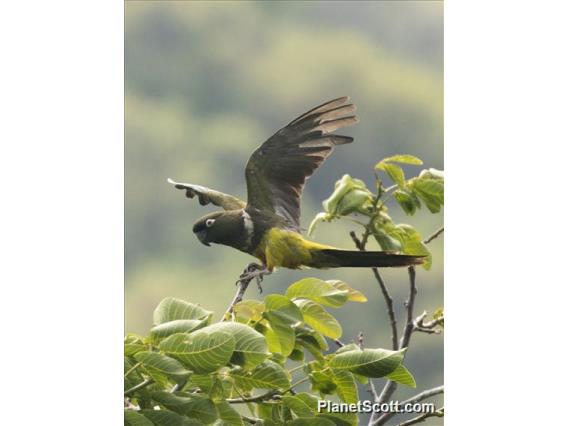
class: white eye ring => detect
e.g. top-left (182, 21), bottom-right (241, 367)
top-left (205, 218), bottom-right (215, 228)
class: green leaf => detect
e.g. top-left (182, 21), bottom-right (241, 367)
top-left (286, 278), bottom-right (349, 308)
top-left (124, 411), bottom-right (155, 426)
top-left (433, 307), bottom-right (444, 327)
top-left (150, 392), bottom-right (218, 424)
top-left (286, 393), bottom-right (357, 426)
top-left (328, 348), bottom-right (405, 378)
top-left (308, 212), bottom-right (334, 237)
top-left (411, 178), bottom-right (444, 213)
top-left (159, 331), bottom-right (235, 374)
top-left (124, 357), bottom-right (145, 393)
top-left (153, 297), bottom-right (212, 325)
top-left (209, 376), bottom-right (227, 402)
top-left (134, 351), bottom-right (192, 380)
top-left (297, 327), bottom-right (329, 353)
top-left (125, 333), bottom-right (144, 344)
top-left (140, 409), bottom-right (201, 426)
top-left (230, 360), bottom-right (291, 390)
top-left (320, 174), bottom-right (374, 219)
top-left (282, 395), bottom-right (314, 417)
top-left (203, 322), bottom-right (269, 370)
top-left (386, 364), bottom-right (416, 388)
top-left (326, 280), bottom-right (367, 303)
top-left (373, 229), bottom-right (402, 252)
top-left (335, 343), bottom-right (359, 354)
top-left (265, 294), bottom-right (304, 324)
top-left (289, 347), bottom-right (304, 362)
top-left (295, 300), bottom-right (342, 339)
top-left (382, 224), bottom-right (432, 269)
top-left (233, 299), bottom-right (265, 322)
top-left (404, 239), bottom-right (432, 270)
top-left (215, 401), bottom-right (244, 425)
top-left (263, 313), bottom-right (296, 357)
top-left (331, 370), bottom-right (359, 404)
top-left (376, 162), bottom-right (405, 186)
top-left (125, 343), bottom-right (147, 357)
top-left (150, 319), bottom-right (207, 343)
top-left (393, 188), bottom-right (421, 215)
top-left (150, 391), bottom-right (192, 413)
top-left (185, 396), bottom-right (218, 424)
top-left (186, 373), bottom-right (213, 392)
top-left (310, 370), bottom-right (337, 394)
top-left (379, 154), bottom-right (423, 165)
top-left (335, 188), bottom-right (374, 216)
top-left (418, 168), bottom-right (444, 180)
top-left (296, 334), bottom-right (325, 361)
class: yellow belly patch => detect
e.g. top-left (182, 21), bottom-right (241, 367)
top-left (254, 228), bottom-right (333, 270)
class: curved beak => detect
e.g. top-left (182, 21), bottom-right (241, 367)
top-left (195, 230), bottom-right (211, 246)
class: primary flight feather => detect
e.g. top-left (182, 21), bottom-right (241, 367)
top-left (169, 97), bottom-right (424, 282)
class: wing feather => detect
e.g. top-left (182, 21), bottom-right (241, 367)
top-left (245, 97), bottom-right (358, 229)
top-left (167, 178), bottom-right (246, 211)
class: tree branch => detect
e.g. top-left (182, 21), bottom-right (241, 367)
top-left (424, 227), bottom-right (444, 245)
top-left (226, 390), bottom-right (280, 404)
top-left (413, 310), bottom-right (443, 334)
top-left (397, 407), bottom-right (444, 426)
top-left (349, 231), bottom-right (398, 350)
top-left (124, 378), bottom-right (154, 397)
top-left (375, 386), bottom-right (444, 425)
top-left (370, 266), bottom-right (419, 425)
top-left (223, 272), bottom-right (255, 321)
top-left (227, 375), bottom-right (311, 405)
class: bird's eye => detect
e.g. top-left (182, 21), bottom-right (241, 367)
top-left (205, 218), bottom-right (215, 228)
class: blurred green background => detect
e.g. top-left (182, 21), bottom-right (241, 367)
top-left (125, 0), bottom-right (443, 422)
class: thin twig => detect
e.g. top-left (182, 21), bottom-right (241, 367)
top-left (124, 362), bottom-right (141, 378)
top-left (371, 266), bottom-right (418, 425)
top-left (242, 414), bottom-right (263, 425)
top-left (401, 266), bottom-right (418, 349)
top-left (223, 274), bottom-right (254, 321)
top-left (227, 375), bottom-right (312, 404)
top-left (349, 231), bottom-right (398, 350)
top-left (397, 407), bottom-right (444, 426)
top-left (424, 227), bottom-right (444, 245)
top-left (124, 378), bottom-right (154, 397)
top-left (354, 332), bottom-right (380, 402)
top-left (376, 386), bottom-right (444, 425)
top-left (226, 390), bottom-right (279, 404)
top-left (413, 310), bottom-right (443, 334)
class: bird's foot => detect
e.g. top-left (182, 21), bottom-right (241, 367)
top-left (236, 263), bottom-right (271, 293)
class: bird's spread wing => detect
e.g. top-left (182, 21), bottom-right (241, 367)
top-left (167, 178), bottom-right (246, 211)
top-left (245, 96), bottom-right (358, 229)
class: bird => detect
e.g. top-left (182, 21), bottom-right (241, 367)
top-left (168, 97), bottom-right (424, 285)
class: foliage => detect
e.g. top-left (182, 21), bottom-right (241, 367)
top-left (125, 154), bottom-right (443, 423)
top-left (308, 155), bottom-right (444, 270)
top-left (124, 279), bottom-right (417, 425)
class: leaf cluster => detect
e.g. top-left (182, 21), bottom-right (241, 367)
top-left (308, 155), bottom-right (444, 269)
top-left (124, 278), bottom-right (416, 425)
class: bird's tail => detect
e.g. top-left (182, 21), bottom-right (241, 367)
top-left (310, 249), bottom-right (425, 268)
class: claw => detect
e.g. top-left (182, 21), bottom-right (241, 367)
top-left (236, 264), bottom-right (271, 290)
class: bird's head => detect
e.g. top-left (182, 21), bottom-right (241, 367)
top-left (192, 211), bottom-right (242, 247)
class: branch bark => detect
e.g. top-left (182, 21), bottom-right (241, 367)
top-left (423, 226), bottom-right (444, 245)
top-left (397, 407), bottom-right (444, 426)
top-left (124, 378), bottom-right (154, 397)
top-left (223, 273), bottom-right (254, 321)
top-left (369, 266), bottom-right (418, 425)
top-left (376, 386), bottom-right (444, 425)
top-left (350, 231), bottom-right (398, 351)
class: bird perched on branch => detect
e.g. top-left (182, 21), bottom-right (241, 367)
top-left (169, 97), bottom-right (424, 286)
